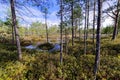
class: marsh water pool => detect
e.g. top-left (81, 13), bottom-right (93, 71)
top-left (25, 43), bottom-right (60, 52)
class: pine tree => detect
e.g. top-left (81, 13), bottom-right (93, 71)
top-left (94, 0), bottom-right (102, 79)
top-left (10, 0), bottom-right (22, 60)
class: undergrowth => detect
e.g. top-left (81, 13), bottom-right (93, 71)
top-left (0, 35), bottom-right (120, 80)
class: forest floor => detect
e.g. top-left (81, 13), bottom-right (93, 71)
top-left (0, 35), bottom-right (120, 80)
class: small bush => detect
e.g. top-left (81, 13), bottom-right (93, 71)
top-left (37, 43), bottom-right (54, 50)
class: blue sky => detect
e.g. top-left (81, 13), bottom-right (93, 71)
top-left (0, 0), bottom-right (115, 27)
top-left (0, 0), bottom-right (60, 27)
top-left (0, 3), bottom-right (8, 20)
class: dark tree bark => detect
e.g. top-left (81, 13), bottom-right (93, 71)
top-left (84, 0), bottom-right (87, 55)
top-left (79, 18), bottom-right (81, 42)
top-left (75, 20), bottom-right (77, 38)
top-left (93, 0), bottom-right (96, 53)
top-left (86, 0), bottom-right (89, 40)
top-left (71, 1), bottom-right (74, 46)
top-left (112, 0), bottom-right (119, 40)
top-left (94, 0), bottom-right (102, 79)
top-left (78, 18), bottom-right (81, 54)
top-left (112, 14), bottom-right (119, 40)
top-left (65, 28), bottom-right (68, 54)
top-left (10, 0), bottom-right (22, 60)
top-left (60, 0), bottom-right (63, 64)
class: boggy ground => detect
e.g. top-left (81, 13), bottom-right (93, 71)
top-left (0, 35), bottom-right (120, 80)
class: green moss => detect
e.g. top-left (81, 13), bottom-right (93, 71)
top-left (0, 35), bottom-right (120, 79)
top-left (37, 43), bottom-right (54, 50)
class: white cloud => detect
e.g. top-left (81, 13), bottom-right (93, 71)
top-left (16, 5), bottom-right (60, 26)
top-left (102, 17), bottom-right (113, 27)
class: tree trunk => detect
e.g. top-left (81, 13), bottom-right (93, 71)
top-left (65, 28), bottom-right (68, 54)
top-left (112, 1), bottom-right (119, 40)
top-left (12, 25), bottom-right (15, 44)
top-left (84, 0), bottom-right (87, 55)
top-left (79, 18), bottom-right (81, 55)
top-left (112, 15), bottom-right (119, 40)
top-left (45, 13), bottom-right (49, 43)
top-left (79, 18), bottom-right (81, 42)
top-left (86, 0), bottom-right (89, 40)
top-left (60, 0), bottom-right (63, 64)
top-left (94, 0), bottom-right (102, 79)
top-left (10, 0), bottom-right (22, 60)
top-left (75, 20), bottom-right (77, 38)
top-left (71, 1), bottom-right (74, 46)
top-left (93, 0), bottom-right (96, 53)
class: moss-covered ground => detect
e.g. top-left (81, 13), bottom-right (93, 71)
top-left (0, 35), bottom-right (120, 80)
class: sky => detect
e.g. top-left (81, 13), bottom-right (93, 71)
top-left (0, 0), bottom-right (60, 27)
top-left (0, 0), bottom-right (115, 28)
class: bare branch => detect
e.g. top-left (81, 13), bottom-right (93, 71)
top-left (106, 12), bottom-right (115, 19)
top-left (107, 2), bottom-right (116, 16)
top-left (16, 3), bottom-right (37, 17)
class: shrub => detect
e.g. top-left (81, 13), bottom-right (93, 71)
top-left (37, 43), bottom-right (54, 50)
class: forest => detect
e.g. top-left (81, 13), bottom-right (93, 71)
top-left (0, 0), bottom-right (120, 80)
